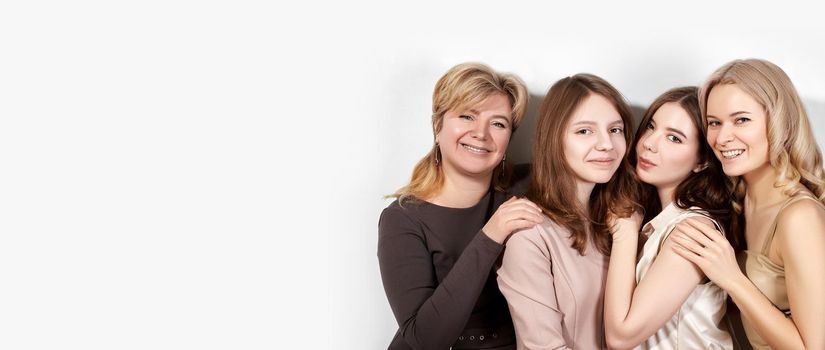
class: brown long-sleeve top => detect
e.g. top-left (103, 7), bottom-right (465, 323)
top-left (378, 168), bottom-right (529, 350)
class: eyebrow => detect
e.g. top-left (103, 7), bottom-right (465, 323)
top-left (469, 109), bottom-right (511, 121)
top-left (666, 127), bottom-right (687, 139)
top-left (649, 116), bottom-right (687, 139)
top-left (706, 110), bottom-right (752, 119)
top-left (570, 119), bottom-right (623, 127)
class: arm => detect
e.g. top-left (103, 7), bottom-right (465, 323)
top-left (604, 215), bottom-right (706, 350)
top-left (497, 229), bottom-right (571, 350)
top-left (378, 198), bottom-right (542, 349)
top-left (778, 201), bottom-right (825, 350)
top-left (671, 204), bottom-right (825, 350)
top-left (378, 207), bottom-right (501, 349)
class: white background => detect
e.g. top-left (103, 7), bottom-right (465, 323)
top-left (1, 1), bottom-right (823, 349)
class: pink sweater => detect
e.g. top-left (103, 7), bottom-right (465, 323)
top-left (497, 218), bottom-right (608, 350)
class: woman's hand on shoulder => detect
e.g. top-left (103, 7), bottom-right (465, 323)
top-left (482, 196), bottom-right (543, 244)
top-left (669, 217), bottom-right (742, 290)
top-left (609, 211), bottom-right (643, 243)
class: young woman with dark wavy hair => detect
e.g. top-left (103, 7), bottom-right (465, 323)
top-left (603, 87), bottom-right (736, 350)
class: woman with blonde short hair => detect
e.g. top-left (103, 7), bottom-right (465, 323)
top-left (378, 62), bottom-right (542, 349)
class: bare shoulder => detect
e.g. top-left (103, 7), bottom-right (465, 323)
top-left (775, 198), bottom-right (825, 255)
top-left (777, 198), bottom-right (825, 233)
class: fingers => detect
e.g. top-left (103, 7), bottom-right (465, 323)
top-left (509, 207), bottom-right (544, 225)
top-left (684, 217), bottom-right (723, 242)
top-left (485, 198), bottom-right (545, 243)
top-left (500, 210), bottom-right (543, 226)
top-left (674, 221), bottom-right (715, 248)
top-left (506, 218), bottom-right (541, 232)
top-left (504, 197), bottom-right (542, 211)
top-left (499, 198), bottom-right (543, 224)
top-left (503, 201), bottom-right (542, 214)
top-left (669, 227), bottom-right (709, 264)
top-left (669, 229), bottom-right (707, 255)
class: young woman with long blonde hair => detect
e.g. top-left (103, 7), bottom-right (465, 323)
top-left (672, 58), bottom-right (825, 350)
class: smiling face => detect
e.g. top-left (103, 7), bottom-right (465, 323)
top-left (563, 93), bottom-right (627, 189)
top-left (635, 102), bottom-right (703, 199)
top-left (705, 84), bottom-right (771, 177)
top-left (436, 92), bottom-right (513, 180)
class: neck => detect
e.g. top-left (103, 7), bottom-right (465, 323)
top-left (576, 181), bottom-right (595, 215)
top-left (743, 163), bottom-right (787, 210)
top-left (657, 185), bottom-right (675, 210)
top-left (430, 167), bottom-right (493, 208)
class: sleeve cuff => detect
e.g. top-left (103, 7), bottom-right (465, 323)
top-left (476, 229), bottom-right (504, 253)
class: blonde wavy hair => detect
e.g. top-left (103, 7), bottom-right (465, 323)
top-left (389, 62), bottom-right (529, 202)
top-left (698, 58), bottom-right (825, 213)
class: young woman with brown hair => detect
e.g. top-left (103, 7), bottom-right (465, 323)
top-left (497, 73), bottom-right (637, 349)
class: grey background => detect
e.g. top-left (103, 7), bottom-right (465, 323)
top-left (1, 0), bottom-right (824, 349)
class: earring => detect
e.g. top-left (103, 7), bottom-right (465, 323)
top-left (434, 143), bottom-right (440, 165)
top-left (501, 154), bottom-right (506, 172)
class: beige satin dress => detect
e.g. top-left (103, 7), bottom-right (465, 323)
top-left (739, 193), bottom-right (823, 349)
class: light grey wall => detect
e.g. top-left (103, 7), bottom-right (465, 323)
top-left (331, 3), bottom-right (825, 350)
top-left (2, 1), bottom-right (823, 349)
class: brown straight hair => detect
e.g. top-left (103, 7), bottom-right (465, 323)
top-left (528, 74), bottom-right (638, 256)
top-left (628, 87), bottom-right (741, 249)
